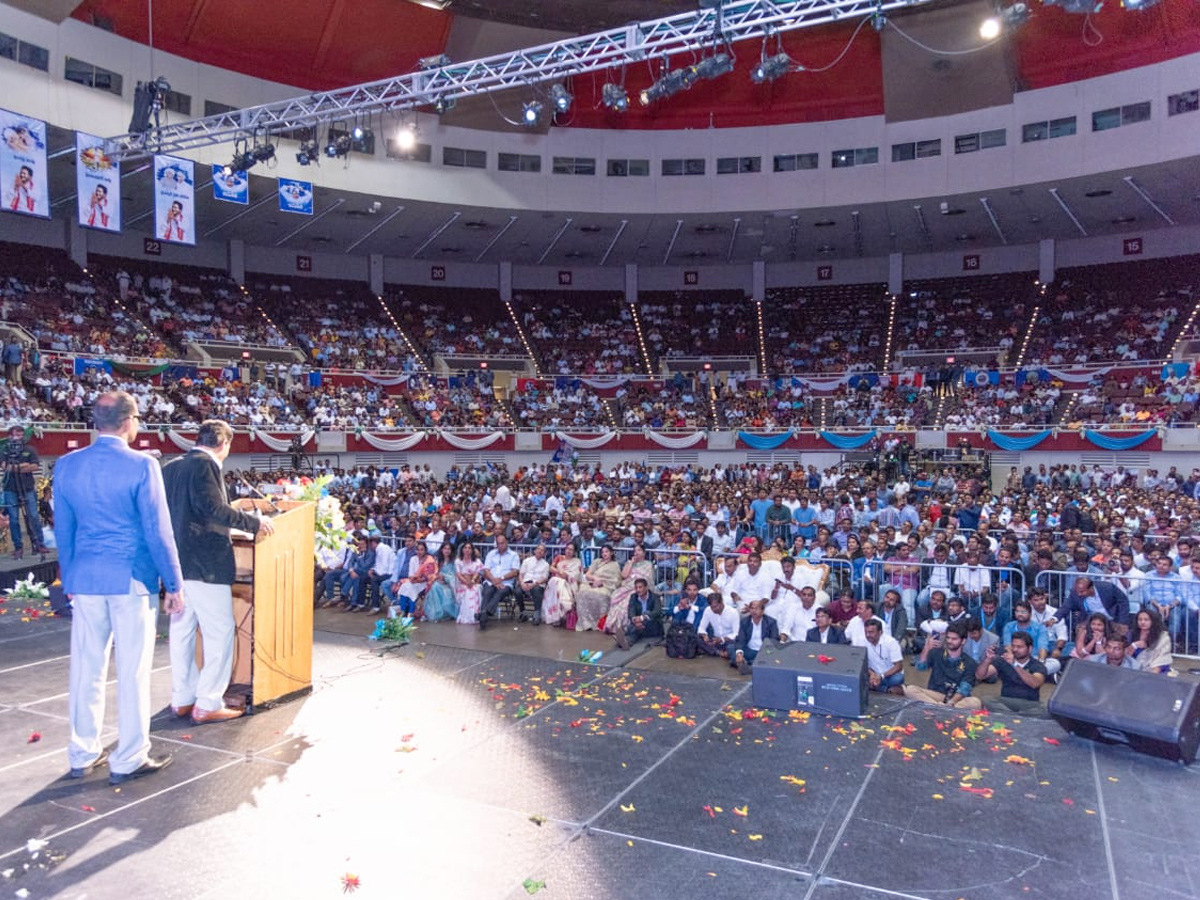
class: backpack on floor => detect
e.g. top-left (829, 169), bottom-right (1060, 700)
top-left (665, 621), bottom-right (698, 659)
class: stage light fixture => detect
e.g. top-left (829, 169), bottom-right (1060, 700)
top-left (1120, 0), bottom-right (1159, 9)
top-left (693, 52), bottom-right (733, 81)
top-left (419, 53), bottom-right (451, 70)
top-left (750, 52), bottom-right (791, 84)
top-left (981, 2), bottom-right (1031, 37)
top-left (433, 95), bottom-right (456, 115)
top-left (295, 138), bottom-right (319, 166)
top-left (522, 101), bottom-right (544, 126)
top-left (395, 125), bottom-right (417, 151)
top-left (251, 142), bottom-right (276, 165)
top-left (325, 129), bottom-right (352, 158)
top-left (639, 67), bottom-right (693, 106)
top-left (601, 82), bottom-right (629, 112)
top-left (1041, 0), bottom-right (1103, 13)
top-left (549, 83), bottom-right (573, 114)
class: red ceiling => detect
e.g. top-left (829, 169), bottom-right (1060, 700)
top-left (71, 0), bottom-right (1200, 123)
top-left (72, 0), bottom-right (454, 91)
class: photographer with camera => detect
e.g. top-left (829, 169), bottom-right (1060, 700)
top-left (3, 425), bottom-right (46, 558)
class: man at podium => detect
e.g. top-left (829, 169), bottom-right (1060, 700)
top-left (163, 420), bottom-right (274, 724)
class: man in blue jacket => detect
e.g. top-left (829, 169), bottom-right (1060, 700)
top-left (55, 391), bottom-right (184, 785)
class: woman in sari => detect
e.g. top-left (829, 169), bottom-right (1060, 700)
top-left (423, 540), bottom-right (459, 622)
top-left (395, 540), bottom-right (437, 618)
top-left (604, 544), bottom-right (654, 637)
top-left (542, 541), bottom-right (583, 626)
top-left (573, 544), bottom-right (623, 631)
top-left (454, 542), bottom-right (484, 625)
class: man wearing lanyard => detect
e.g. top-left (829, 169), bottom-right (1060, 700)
top-left (863, 617), bottom-right (906, 695)
top-left (731, 599), bottom-right (779, 674)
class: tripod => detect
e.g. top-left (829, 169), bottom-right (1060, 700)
top-left (4, 453), bottom-right (45, 560)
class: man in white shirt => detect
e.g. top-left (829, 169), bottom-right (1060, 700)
top-left (367, 534), bottom-right (396, 613)
top-left (728, 552), bottom-right (776, 614)
top-left (863, 618), bottom-right (906, 695)
top-left (696, 593), bottom-right (740, 659)
top-left (478, 534), bottom-right (521, 630)
top-left (844, 599), bottom-right (878, 648)
top-left (514, 543), bottom-right (550, 625)
top-left (768, 556), bottom-right (807, 621)
top-left (779, 585), bottom-right (820, 642)
top-left (422, 515), bottom-right (446, 556)
top-left (705, 555), bottom-right (739, 599)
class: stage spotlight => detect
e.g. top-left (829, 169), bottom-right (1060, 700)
top-left (419, 53), bottom-right (451, 70)
top-left (295, 139), bottom-right (319, 166)
top-left (395, 126), bottom-right (417, 151)
top-left (601, 83), bottom-right (629, 112)
top-left (433, 95), bottom-right (456, 115)
top-left (251, 142), bottom-right (276, 165)
top-left (693, 52), bottom-right (733, 81)
top-left (750, 52), bottom-right (791, 84)
top-left (1120, 0), bottom-right (1159, 9)
top-left (325, 129), bottom-right (352, 158)
top-left (522, 101), bottom-right (544, 126)
top-left (981, 2), bottom-right (1031, 37)
top-left (639, 68), bottom-right (692, 106)
top-left (224, 148), bottom-right (256, 175)
top-left (548, 83), bottom-right (573, 114)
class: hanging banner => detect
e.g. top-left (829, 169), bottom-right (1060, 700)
top-left (211, 164), bottom-right (249, 205)
top-left (0, 109), bottom-right (49, 218)
top-left (154, 155), bottom-right (195, 245)
top-left (75, 132), bottom-right (121, 231)
top-left (278, 177), bottom-right (313, 215)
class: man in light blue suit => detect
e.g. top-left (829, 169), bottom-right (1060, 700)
top-left (55, 391), bottom-right (185, 785)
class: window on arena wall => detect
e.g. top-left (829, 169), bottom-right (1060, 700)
top-left (1021, 116), bottom-right (1076, 143)
top-left (1168, 91), bottom-right (1199, 116)
top-left (162, 89), bottom-right (191, 116)
top-left (552, 156), bottom-right (595, 175)
top-left (386, 139), bottom-right (432, 163)
top-left (1092, 101), bottom-right (1150, 132)
top-left (498, 152), bottom-right (542, 173)
top-left (662, 158), bottom-right (706, 176)
top-left (443, 147), bottom-right (486, 168)
top-left (64, 57), bottom-right (123, 96)
top-left (0, 32), bottom-right (49, 72)
top-left (716, 156), bottom-right (761, 174)
top-left (954, 129), bottom-right (1004, 154)
top-left (891, 139), bottom-right (940, 162)
top-left (773, 153), bottom-right (818, 172)
top-left (831, 147), bottom-right (878, 168)
top-left (607, 158), bottom-right (649, 176)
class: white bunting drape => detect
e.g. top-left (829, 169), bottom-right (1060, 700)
top-left (166, 430), bottom-right (196, 451)
top-left (436, 430), bottom-right (506, 450)
top-left (554, 431), bottom-right (616, 449)
top-left (249, 429), bottom-right (315, 452)
top-left (358, 432), bottom-right (427, 452)
top-left (644, 430), bottom-right (706, 449)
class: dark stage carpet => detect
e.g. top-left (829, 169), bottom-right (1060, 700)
top-left (3, 609), bottom-right (1200, 900)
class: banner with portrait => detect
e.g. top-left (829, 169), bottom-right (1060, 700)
top-left (76, 132), bottom-right (121, 232)
top-left (211, 164), bottom-right (248, 205)
top-left (278, 177), bottom-right (313, 215)
top-left (153, 155), bottom-right (195, 245)
top-left (0, 109), bottom-right (49, 219)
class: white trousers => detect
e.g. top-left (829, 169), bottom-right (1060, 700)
top-left (169, 580), bottom-right (235, 713)
top-left (69, 579), bottom-right (156, 775)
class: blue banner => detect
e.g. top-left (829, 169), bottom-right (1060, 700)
top-left (1161, 362), bottom-right (1190, 382)
top-left (73, 357), bottom-right (112, 376)
top-left (165, 363), bottom-right (198, 381)
top-left (212, 164), bottom-right (249, 205)
top-left (986, 430), bottom-right (1052, 451)
top-left (278, 177), bottom-right (313, 215)
top-left (1, 109), bottom-right (49, 219)
top-left (818, 430), bottom-right (877, 449)
top-left (1083, 430), bottom-right (1157, 451)
top-left (738, 431), bottom-right (793, 450)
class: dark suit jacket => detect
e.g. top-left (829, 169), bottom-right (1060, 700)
top-left (734, 614), bottom-right (780, 657)
top-left (804, 625), bottom-right (850, 645)
top-left (1056, 579), bottom-right (1129, 628)
top-left (162, 449), bottom-right (261, 585)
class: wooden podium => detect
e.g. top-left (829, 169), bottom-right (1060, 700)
top-left (228, 499), bottom-right (315, 709)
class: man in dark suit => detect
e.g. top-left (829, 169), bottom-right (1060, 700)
top-left (1056, 576), bottom-right (1129, 633)
top-left (55, 391), bottom-right (183, 784)
top-left (163, 420), bottom-right (273, 725)
top-left (805, 606), bottom-right (850, 645)
top-left (732, 599), bottom-right (781, 674)
top-left (613, 576), bottom-right (663, 650)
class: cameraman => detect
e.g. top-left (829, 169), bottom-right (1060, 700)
top-left (3, 425), bottom-right (46, 558)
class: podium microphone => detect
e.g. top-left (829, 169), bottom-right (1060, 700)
top-left (235, 472), bottom-right (280, 514)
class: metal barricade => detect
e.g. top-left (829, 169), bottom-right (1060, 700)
top-left (858, 558), bottom-right (1026, 620)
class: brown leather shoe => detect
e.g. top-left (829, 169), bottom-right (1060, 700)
top-left (171, 704), bottom-right (194, 718)
top-left (191, 706), bottom-right (245, 724)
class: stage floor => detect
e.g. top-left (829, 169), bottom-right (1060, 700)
top-left (3, 609), bottom-right (1200, 900)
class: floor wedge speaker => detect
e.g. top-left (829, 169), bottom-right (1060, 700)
top-left (1048, 662), bottom-right (1200, 764)
top-left (751, 641), bottom-right (868, 718)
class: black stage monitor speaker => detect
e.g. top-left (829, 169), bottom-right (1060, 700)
top-left (751, 641), bottom-right (868, 718)
top-left (1048, 661), bottom-right (1200, 764)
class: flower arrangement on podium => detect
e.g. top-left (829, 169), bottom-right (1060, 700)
top-left (279, 474), bottom-right (350, 560)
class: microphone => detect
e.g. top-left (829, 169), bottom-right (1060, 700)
top-left (234, 471), bottom-right (280, 514)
